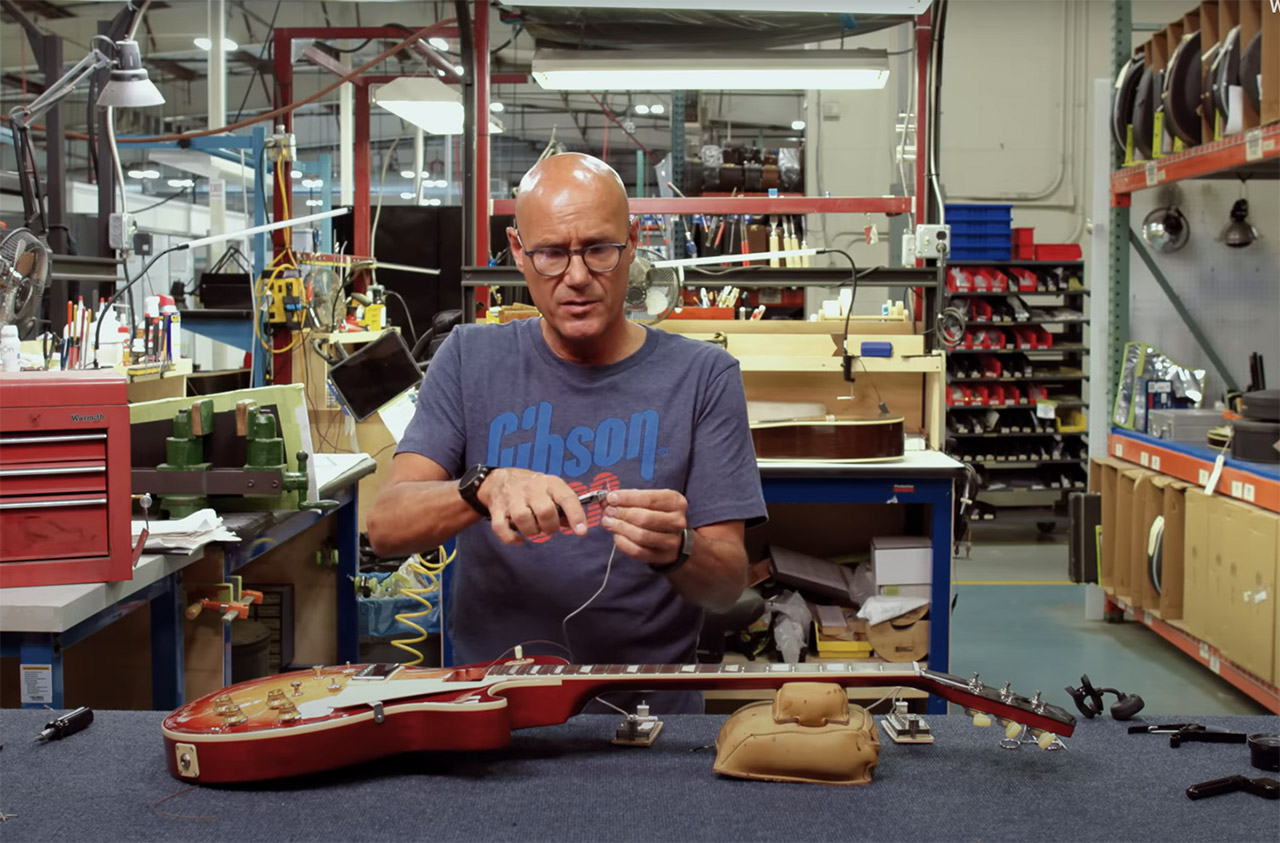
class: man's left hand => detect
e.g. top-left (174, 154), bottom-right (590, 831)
top-left (600, 489), bottom-right (687, 566)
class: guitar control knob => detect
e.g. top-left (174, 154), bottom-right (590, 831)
top-left (290, 680), bottom-right (303, 696)
top-left (1033, 729), bottom-right (1056, 750)
top-left (223, 711), bottom-right (247, 727)
top-left (212, 694), bottom-right (233, 715)
top-left (327, 678), bottom-right (342, 692)
top-left (312, 665), bottom-right (323, 679)
top-left (278, 709), bottom-right (301, 724)
top-left (266, 689), bottom-right (286, 709)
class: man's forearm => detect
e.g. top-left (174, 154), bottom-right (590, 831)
top-left (664, 531), bottom-right (748, 612)
top-left (366, 480), bottom-right (481, 557)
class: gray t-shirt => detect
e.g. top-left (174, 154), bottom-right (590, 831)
top-left (396, 317), bottom-right (766, 711)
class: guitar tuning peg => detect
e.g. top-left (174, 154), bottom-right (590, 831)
top-left (1001, 719), bottom-right (1023, 740)
top-left (1033, 729), bottom-right (1057, 750)
top-left (970, 711), bottom-right (992, 728)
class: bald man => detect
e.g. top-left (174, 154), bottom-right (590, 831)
top-left (367, 154), bottom-right (766, 713)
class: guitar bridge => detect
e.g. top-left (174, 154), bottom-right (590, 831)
top-left (880, 701), bottom-right (934, 744)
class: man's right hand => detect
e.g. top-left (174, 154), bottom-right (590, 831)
top-left (477, 468), bottom-right (590, 544)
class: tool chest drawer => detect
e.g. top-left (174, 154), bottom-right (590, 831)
top-left (0, 494), bottom-right (110, 562)
top-left (0, 460), bottom-right (108, 496)
top-left (0, 432), bottom-right (108, 466)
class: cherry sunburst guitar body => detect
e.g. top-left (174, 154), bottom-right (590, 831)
top-left (750, 416), bottom-right (905, 463)
top-left (162, 657), bottom-right (1075, 784)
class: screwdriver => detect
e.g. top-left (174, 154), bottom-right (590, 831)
top-left (34, 706), bottom-right (94, 743)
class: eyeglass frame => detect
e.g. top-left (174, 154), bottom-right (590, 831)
top-left (514, 232), bottom-right (630, 277)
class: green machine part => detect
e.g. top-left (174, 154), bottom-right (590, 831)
top-left (237, 400), bottom-right (337, 511)
top-left (157, 399), bottom-right (214, 518)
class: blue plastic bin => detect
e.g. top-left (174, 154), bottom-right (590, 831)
top-left (945, 203), bottom-right (1013, 223)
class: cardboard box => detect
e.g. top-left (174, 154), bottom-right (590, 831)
top-left (812, 606), bottom-right (872, 658)
top-left (1152, 476), bottom-right (1190, 619)
top-left (1091, 457), bottom-right (1128, 589)
top-left (1182, 489), bottom-right (1218, 645)
top-left (1113, 469), bottom-right (1140, 600)
top-left (871, 536), bottom-right (932, 586)
top-left (1216, 497), bottom-right (1278, 684)
top-left (866, 605), bottom-right (928, 663)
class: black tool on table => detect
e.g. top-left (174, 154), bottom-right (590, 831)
top-left (1064, 674), bottom-right (1145, 720)
top-left (1249, 733), bottom-right (1280, 772)
top-left (1127, 722), bottom-right (1249, 748)
top-left (33, 706), bottom-right (94, 743)
top-left (1186, 775), bottom-right (1279, 801)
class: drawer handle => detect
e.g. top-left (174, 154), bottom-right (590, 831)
top-left (0, 433), bottom-right (108, 445)
top-left (0, 497), bottom-right (108, 510)
top-left (0, 465), bottom-right (106, 477)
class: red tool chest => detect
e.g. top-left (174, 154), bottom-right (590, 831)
top-left (0, 371), bottom-right (135, 588)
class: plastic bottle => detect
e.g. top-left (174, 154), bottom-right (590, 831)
top-left (158, 294), bottom-right (181, 360)
top-left (0, 325), bottom-right (20, 372)
top-left (95, 308), bottom-right (121, 367)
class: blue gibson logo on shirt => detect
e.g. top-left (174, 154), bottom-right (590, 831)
top-left (486, 401), bottom-right (660, 481)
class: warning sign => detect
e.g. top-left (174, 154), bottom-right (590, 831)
top-left (20, 664), bottom-right (52, 705)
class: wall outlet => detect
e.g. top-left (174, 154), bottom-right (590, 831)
top-left (913, 224), bottom-right (951, 259)
top-left (108, 213), bottom-right (136, 251)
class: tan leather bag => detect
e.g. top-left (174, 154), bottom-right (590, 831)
top-left (712, 682), bottom-right (880, 785)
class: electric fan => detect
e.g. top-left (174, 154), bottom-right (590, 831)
top-left (305, 267), bottom-right (344, 331)
top-left (0, 228), bottom-right (52, 339)
top-left (625, 247), bottom-right (680, 325)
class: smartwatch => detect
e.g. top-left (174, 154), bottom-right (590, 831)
top-left (652, 527), bottom-right (695, 575)
top-left (458, 464), bottom-right (495, 518)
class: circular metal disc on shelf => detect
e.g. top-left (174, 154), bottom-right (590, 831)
top-left (1112, 53), bottom-right (1145, 150)
top-left (1200, 42), bottom-right (1220, 131)
top-left (1133, 66), bottom-right (1157, 159)
top-left (1240, 30), bottom-right (1262, 113)
top-left (1213, 25), bottom-right (1240, 122)
top-left (1163, 30), bottom-right (1202, 146)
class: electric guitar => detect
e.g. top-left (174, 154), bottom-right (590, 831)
top-left (162, 656), bottom-right (1076, 784)
top-left (750, 416), bottom-right (905, 462)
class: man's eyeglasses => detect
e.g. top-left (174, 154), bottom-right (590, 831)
top-left (516, 234), bottom-right (627, 276)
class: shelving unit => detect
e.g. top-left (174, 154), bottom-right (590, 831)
top-left (942, 260), bottom-right (1090, 524)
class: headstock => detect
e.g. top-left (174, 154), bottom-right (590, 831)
top-left (918, 669), bottom-right (1077, 745)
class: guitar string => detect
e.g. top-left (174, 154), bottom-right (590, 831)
top-left (560, 545), bottom-right (617, 662)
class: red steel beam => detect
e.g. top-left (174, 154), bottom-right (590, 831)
top-left (914, 9), bottom-right (931, 231)
top-left (473, 0), bottom-right (491, 268)
top-left (491, 196), bottom-right (913, 216)
top-left (1110, 123), bottom-right (1280, 203)
top-left (353, 80), bottom-right (371, 291)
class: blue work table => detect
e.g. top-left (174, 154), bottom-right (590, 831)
top-left (0, 453), bottom-right (375, 710)
top-left (759, 449), bottom-right (965, 714)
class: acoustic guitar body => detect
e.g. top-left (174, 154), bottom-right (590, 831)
top-left (751, 416), bottom-right (905, 462)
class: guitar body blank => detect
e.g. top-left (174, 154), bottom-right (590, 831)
top-left (751, 416), bottom-right (906, 462)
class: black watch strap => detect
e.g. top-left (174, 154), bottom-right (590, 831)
top-left (652, 527), bottom-right (695, 575)
top-left (458, 464), bottom-right (494, 519)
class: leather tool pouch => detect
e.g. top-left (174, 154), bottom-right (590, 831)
top-left (712, 682), bottom-right (881, 785)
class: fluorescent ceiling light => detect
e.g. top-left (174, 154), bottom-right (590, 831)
top-left (400, 169), bottom-right (416, 179)
top-left (193, 37), bottom-right (239, 51)
top-left (372, 77), bottom-right (465, 135)
top-left (140, 169), bottom-right (160, 179)
top-left (301, 178), bottom-right (324, 189)
top-left (533, 49), bottom-right (889, 91)
top-left (634, 104), bottom-right (650, 115)
top-left (128, 169), bottom-right (146, 179)
top-left (306, 198), bottom-right (323, 207)
top-left (791, 119), bottom-right (806, 130)
top-left (512, 0), bottom-right (930, 10)
top-left (490, 101), bottom-right (505, 113)
top-left (453, 65), bottom-right (465, 76)
top-left (650, 103), bottom-right (666, 114)
top-left (167, 178), bottom-right (194, 188)
top-left (290, 169), bottom-right (302, 178)
top-left (427, 198), bottom-right (442, 206)
top-left (400, 192), bottom-right (415, 200)
top-left (428, 37), bottom-right (450, 51)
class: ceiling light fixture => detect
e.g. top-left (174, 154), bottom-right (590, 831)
top-left (791, 119), bottom-right (806, 130)
top-left (428, 37), bottom-right (450, 51)
top-left (140, 169), bottom-right (160, 180)
top-left (400, 168), bottom-right (416, 179)
top-left (453, 65), bottom-right (465, 76)
top-left (193, 37), bottom-right (239, 52)
top-left (128, 169), bottom-right (146, 179)
top-left (533, 49), bottom-right (890, 91)
top-left (306, 198), bottom-right (323, 207)
top-left (290, 169), bottom-right (302, 179)
top-left (372, 77), bottom-right (465, 135)
top-left (514, 0), bottom-right (930, 10)
top-left (634, 104), bottom-right (650, 115)
top-left (650, 103), bottom-right (666, 115)
top-left (400, 192), bottom-right (415, 200)
top-left (490, 101), bottom-right (505, 113)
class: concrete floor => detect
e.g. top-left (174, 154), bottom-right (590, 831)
top-left (950, 524), bottom-right (1269, 717)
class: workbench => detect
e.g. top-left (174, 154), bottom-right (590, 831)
top-left (0, 453), bottom-right (375, 710)
top-left (0, 709), bottom-right (1273, 841)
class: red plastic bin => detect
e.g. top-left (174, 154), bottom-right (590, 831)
top-left (1033, 243), bottom-right (1082, 261)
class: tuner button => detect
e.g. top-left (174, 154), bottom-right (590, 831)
top-left (1034, 729), bottom-right (1056, 750)
top-left (971, 712), bottom-right (992, 728)
top-left (327, 678), bottom-right (342, 692)
top-left (1003, 719), bottom-right (1023, 740)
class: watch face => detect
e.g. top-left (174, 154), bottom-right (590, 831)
top-left (461, 464), bottom-right (489, 489)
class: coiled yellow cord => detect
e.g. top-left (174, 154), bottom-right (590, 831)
top-left (390, 545), bottom-right (456, 666)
